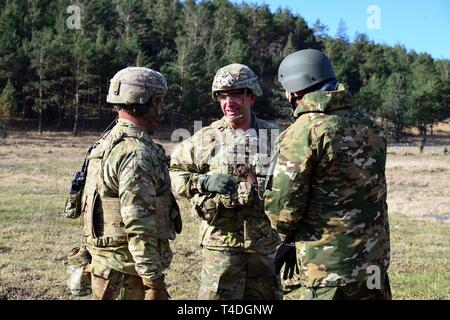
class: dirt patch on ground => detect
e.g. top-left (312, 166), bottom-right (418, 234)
top-left (0, 286), bottom-right (34, 300)
top-left (0, 246), bottom-right (12, 254)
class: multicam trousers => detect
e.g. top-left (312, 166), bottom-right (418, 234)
top-left (91, 268), bottom-right (146, 300)
top-left (297, 274), bottom-right (392, 300)
top-left (198, 248), bottom-right (283, 300)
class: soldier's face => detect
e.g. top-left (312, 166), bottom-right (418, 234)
top-left (217, 89), bottom-right (255, 123)
top-left (143, 97), bottom-right (164, 128)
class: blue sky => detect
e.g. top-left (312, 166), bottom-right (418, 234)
top-left (249, 0), bottom-right (450, 60)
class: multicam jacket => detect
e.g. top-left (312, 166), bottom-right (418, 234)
top-left (81, 118), bottom-right (174, 282)
top-left (265, 84), bottom-right (390, 287)
top-left (170, 115), bottom-right (280, 254)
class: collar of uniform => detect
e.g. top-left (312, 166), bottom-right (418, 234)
top-left (293, 83), bottom-right (353, 118)
top-left (218, 113), bottom-right (258, 131)
top-left (117, 118), bottom-right (151, 136)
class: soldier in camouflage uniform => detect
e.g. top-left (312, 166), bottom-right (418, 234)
top-left (265, 49), bottom-right (391, 300)
top-left (66, 67), bottom-right (180, 300)
top-left (170, 64), bottom-right (282, 300)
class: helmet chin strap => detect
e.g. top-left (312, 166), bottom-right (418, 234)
top-left (224, 113), bottom-right (244, 121)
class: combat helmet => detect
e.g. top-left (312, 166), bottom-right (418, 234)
top-left (278, 49), bottom-right (336, 93)
top-left (211, 63), bottom-right (262, 100)
top-left (106, 67), bottom-right (167, 105)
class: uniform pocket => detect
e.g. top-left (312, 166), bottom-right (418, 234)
top-left (91, 267), bottom-right (119, 300)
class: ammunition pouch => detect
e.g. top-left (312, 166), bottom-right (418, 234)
top-left (193, 194), bottom-right (219, 223)
top-left (237, 181), bottom-right (253, 207)
top-left (220, 163), bottom-right (267, 211)
top-left (219, 180), bottom-right (265, 211)
top-left (66, 246), bottom-right (92, 297)
top-left (192, 179), bottom-right (265, 223)
top-left (201, 197), bottom-right (219, 223)
top-left (219, 193), bottom-right (239, 209)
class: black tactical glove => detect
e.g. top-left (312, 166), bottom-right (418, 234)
top-left (274, 241), bottom-right (300, 280)
top-left (201, 174), bottom-right (238, 194)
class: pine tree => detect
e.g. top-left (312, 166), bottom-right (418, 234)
top-left (273, 8), bottom-right (294, 56)
top-left (291, 16), bottom-right (322, 50)
top-left (335, 18), bottom-right (349, 42)
top-left (223, 39), bottom-right (247, 64)
top-left (380, 72), bottom-right (412, 142)
top-left (312, 18), bottom-right (329, 39)
top-left (435, 60), bottom-right (450, 119)
top-left (182, 0), bottom-right (211, 47)
top-left (242, 4), bottom-right (274, 79)
top-left (282, 33), bottom-right (296, 57)
top-left (52, 5), bottom-right (79, 131)
top-left (24, 27), bottom-right (60, 133)
top-left (410, 53), bottom-right (442, 151)
top-left (0, 79), bottom-right (18, 118)
top-left (0, 0), bottom-right (446, 133)
top-left (165, 36), bottom-right (203, 121)
top-left (385, 45), bottom-right (413, 74)
top-left (0, 0), bottom-right (27, 119)
top-left (354, 75), bottom-right (386, 116)
top-left (147, 0), bottom-right (181, 66)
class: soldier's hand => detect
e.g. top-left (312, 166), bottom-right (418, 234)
top-left (201, 174), bottom-right (238, 194)
top-left (143, 276), bottom-right (170, 300)
top-left (274, 241), bottom-right (300, 280)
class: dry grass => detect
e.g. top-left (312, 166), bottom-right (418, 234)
top-left (386, 146), bottom-right (450, 218)
top-left (0, 129), bottom-right (449, 300)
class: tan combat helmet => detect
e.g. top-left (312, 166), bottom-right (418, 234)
top-left (211, 63), bottom-right (262, 101)
top-left (106, 67), bottom-right (167, 105)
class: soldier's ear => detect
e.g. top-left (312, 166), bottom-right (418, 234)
top-left (248, 93), bottom-right (256, 105)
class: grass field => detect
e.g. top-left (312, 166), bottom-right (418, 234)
top-left (0, 130), bottom-right (449, 300)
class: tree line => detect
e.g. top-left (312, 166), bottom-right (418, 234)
top-left (0, 0), bottom-right (449, 142)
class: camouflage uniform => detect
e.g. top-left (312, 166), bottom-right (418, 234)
top-left (265, 84), bottom-right (391, 300)
top-left (170, 115), bottom-right (282, 300)
top-left (82, 118), bottom-right (175, 300)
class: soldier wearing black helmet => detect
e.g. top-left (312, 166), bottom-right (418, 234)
top-left (265, 49), bottom-right (392, 300)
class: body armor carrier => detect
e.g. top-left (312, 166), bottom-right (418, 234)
top-left (193, 119), bottom-right (274, 223)
top-left (82, 129), bottom-right (176, 247)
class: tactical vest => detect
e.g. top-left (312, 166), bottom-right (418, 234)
top-left (82, 127), bottom-right (175, 248)
top-left (197, 118), bottom-right (277, 219)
